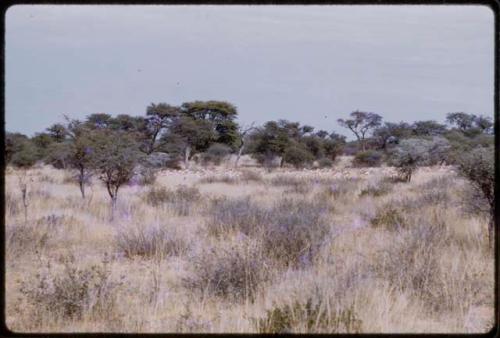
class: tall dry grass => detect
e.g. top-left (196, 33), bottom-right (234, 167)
top-left (4, 164), bottom-right (494, 333)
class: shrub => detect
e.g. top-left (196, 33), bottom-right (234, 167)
top-left (239, 169), bottom-right (263, 182)
top-left (359, 181), bottom-right (392, 197)
top-left (199, 174), bottom-right (238, 184)
top-left (389, 137), bottom-right (449, 182)
top-left (183, 241), bottom-right (270, 302)
top-left (129, 166), bottom-right (157, 186)
top-left (115, 224), bottom-right (187, 259)
top-left (283, 145), bottom-right (315, 168)
top-left (317, 158), bottom-right (334, 168)
top-left (201, 143), bottom-right (232, 165)
top-left (255, 299), bottom-right (361, 333)
top-left (144, 185), bottom-right (201, 216)
top-left (6, 224), bottom-right (50, 258)
top-left (370, 207), bottom-right (406, 231)
top-left (262, 199), bottom-right (330, 267)
top-left (321, 178), bottom-right (360, 199)
top-left (206, 197), bottom-right (270, 237)
top-left (144, 186), bottom-right (170, 206)
top-left (352, 150), bottom-right (383, 167)
top-left (456, 146), bottom-right (494, 245)
top-left (19, 257), bottom-right (121, 321)
top-left (376, 221), bottom-right (456, 312)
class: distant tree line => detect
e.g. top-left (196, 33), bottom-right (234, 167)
top-left (5, 102), bottom-right (494, 240)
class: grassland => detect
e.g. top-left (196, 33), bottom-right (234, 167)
top-left (4, 157), bottom-right (494, 333)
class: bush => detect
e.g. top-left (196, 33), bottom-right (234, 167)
top-left (456, 146), bottom-right (494, 244)
top-left (129, 166), bottom-right (157, 186)
top-left (239, 169), bottom-right (263, 182)
top-left (317, 158), bottom-right (334, 168)
top-left (201, 143), bottom-right (232, 165)
top-left (352, 150), bottom-right (383, 167)
top-left (115, 224), bottom-right (187, 259)
top-left (183, 241), bottom-right (271, 302)
top-left (262, 199), bottom-right (330, 267)
top-left (359, 181), bottom-right (392, 197)
top-left (283, 145), bottom-right (315, 168)
top-left (320, 178), bottom-right (360, 199)
top-left (370, 207), bottom-right (406, 231)
top-left (376, 221), bottom-right (463, 313)
top-left (19, 257), bottom-right (121, 321)
top-left (6, 224), bottom-right (50, 258)
top-left (199, 174), bottom-right (238, 184)
top-left (144, 185), bottom-right (201, 216)
top-left (206, 197), bottom-right (270, 237)
top-left (255, 299), bottom-right (361, 333)
top-left (389, 137), bottom-right (450, 182)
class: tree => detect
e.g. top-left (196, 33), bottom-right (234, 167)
top-left (85, 113), bottom-right (113, 130)
top-left (446, 112), bottom-right (476, 132)
top-left (6, 132), bottom-right (30, 164)
top-left (246, 121), bottom-right (294, 167)
top-left (143, 103), bottom-right (180, 154)
top-left (473, 115), bottom-right (493, 134)
top-left (411, 120), bottom-right (447, 136)
top-left (337, 111), bottom-right (382, 151)
top-left (457, 146), bottom-right (495, 247)
top-left (162, 116), bottom-right (216, 169)
top-left (389, 137), bottom-right (450, 181)
top-left (89, 130), bottom-right (142, 218)
top-left (181, 100), bottom-right (240, 148)
top-left (46, 123), bottom-right (68, 142)
top-left (9, 138), bottom-right (39, 168)
top-left (373, 122), bottom-right (413, 149)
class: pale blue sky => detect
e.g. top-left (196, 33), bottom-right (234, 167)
top-left (5, 5), bottom-right (495, 137)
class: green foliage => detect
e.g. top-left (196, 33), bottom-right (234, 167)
top-left (88, 130), bottom-right (142, 204)
top-left (411, 120), bottom-right (447, 136)
top-left (457, 146), bottom-right (494, 221)
top-left (337, 111), bottom-right (382, 150)
top-left (283, 143), bottom-right (315, 168)
top-left (9, 137), bottom-right (40, 168)
top-left (353, 150), bottom-right (383, 167)
top-left (389, 137), bottom-right (449, 182)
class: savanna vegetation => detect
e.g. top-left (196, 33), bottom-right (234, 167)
top-left (5, 102), bottom-right (495, 333)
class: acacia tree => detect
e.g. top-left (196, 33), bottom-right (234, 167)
top-left (181, 100), bottom-right (240, 148)
top-left (161, 116), bottom-right (215, 169)
top-left (373, 122), bottom-right (413, 149)
top-left (143, 103), bottom-right (180, 154)
top-left (337, 111), bottom-right (382, 151)
top-left (457, 146), bottom-right (495, 247)
top-left (89, 130), bottom-right (142, 219)
top-left (389, 137), bottom-right (450, 182)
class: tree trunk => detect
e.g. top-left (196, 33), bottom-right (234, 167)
top-left (235, 145), bottom-right (244, 168)
top-left (110, 196), bottom-right (117, 221)
top-left (184, 146), bottom-right (191, 169)
top-left (78, 167), bottom-right (85, 199)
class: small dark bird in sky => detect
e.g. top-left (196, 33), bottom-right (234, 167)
top-left (176, 82), bottom-right (180, 85)
top-left (324, 115), bottom-right (328, 118)
top-left (137, 69), bottom-right (142, 72)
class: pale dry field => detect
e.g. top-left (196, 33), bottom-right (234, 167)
top-left (4, 159), bottom-right (495, 333)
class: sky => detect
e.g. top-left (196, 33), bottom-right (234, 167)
top-left (5, 5), bottom-right (495, 137)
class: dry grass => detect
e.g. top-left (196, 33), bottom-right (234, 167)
top-left (4, 164), bottom-right (494, 333)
